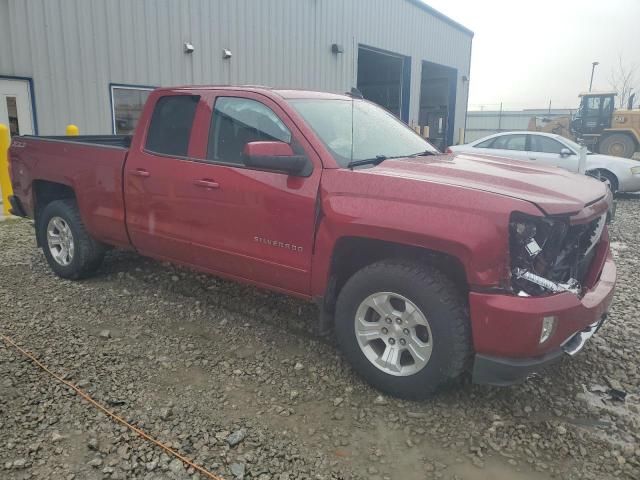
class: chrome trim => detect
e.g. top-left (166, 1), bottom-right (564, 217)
top-left (561, 317), bottom-right (603, 356)
top-left (584, 213), bottom-right (606, 257)
top-left (513, 268), bottom-right (580, 295)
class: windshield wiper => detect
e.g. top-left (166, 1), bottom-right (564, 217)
top-left (347, 155), bottom-right (388, 169)
top-left (348, 151), bottom-right (436, 169)
top-left (407, 150), bottom-right (437, 157)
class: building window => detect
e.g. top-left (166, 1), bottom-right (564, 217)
top-left (110, 85), bottom-right (154, 135)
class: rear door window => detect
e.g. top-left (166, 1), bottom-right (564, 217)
top-left (207, 97), bottom-right (291, 165)
top-left (474, 138), bottom-right (496, 148)
top-left (145, 95), bottom-right (200, 156)
top-left (491, 134), bottom-right (527, 151)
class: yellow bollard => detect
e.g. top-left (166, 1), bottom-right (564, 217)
top-left (0, 123), bottom-right (13, 216)
top-left (66, 124), bottom-right (79, 136)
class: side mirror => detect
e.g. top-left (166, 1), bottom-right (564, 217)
top-left (560, 148), bottom-right (573, 157)
top-left (242, 141), bottom-right (311, 176)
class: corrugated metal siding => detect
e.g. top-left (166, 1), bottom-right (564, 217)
top-left (0, 0), bottom-right (472, 136)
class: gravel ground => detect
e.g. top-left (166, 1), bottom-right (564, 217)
top-left (1, 198), bottom-right (639, 480)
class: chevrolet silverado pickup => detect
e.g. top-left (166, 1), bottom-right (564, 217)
top-left (7, 86), bottom-right (616, 399)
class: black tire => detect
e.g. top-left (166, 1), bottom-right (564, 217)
top-left (335, 259), bottom-right (472, 400)
top-left (597, 170), bottom-right (619, 194)
top-left (38, 199), bottom-right (105, 280)
top-left (598, 133), bottom-right (636, 158)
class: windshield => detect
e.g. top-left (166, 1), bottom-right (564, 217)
top-left (289, 99), bottom-right (439, 167)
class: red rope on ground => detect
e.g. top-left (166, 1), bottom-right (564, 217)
top-left (1, 333), bottom-right (225, 480)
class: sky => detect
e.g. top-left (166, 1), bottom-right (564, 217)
top-left (424, 0), bottom-right (640, 111)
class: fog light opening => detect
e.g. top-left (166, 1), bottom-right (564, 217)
top-left (540, 316), bottom-right (557, 344)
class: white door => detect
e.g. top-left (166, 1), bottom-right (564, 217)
top-left (527, 134), bottom-right (580, 173)
top-left (1, 78), bottom-right (35, 213)
top-left (0, 78), bottom-right (35, 137)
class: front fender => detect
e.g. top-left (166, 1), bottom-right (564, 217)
top-left (310, 180), bottom-right (541, 298)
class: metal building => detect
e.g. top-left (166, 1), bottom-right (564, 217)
top-left (0, 0), bottom-right (472, 149)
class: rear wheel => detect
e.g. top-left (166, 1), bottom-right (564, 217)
top-left (38, 199), bottom-right (105, 279)
top-left (598, 133), bottom-right (636, 158)
top-left (334, 259), bottom-right (472, 399)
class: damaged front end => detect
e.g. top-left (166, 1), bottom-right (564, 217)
top-left (509, 212), bottom-right (607, 296)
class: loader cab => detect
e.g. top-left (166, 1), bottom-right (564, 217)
top-left (572, 92), bottom-right (616, 137)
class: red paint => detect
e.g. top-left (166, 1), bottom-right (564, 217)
top-left (469, 250), bottom-right (615, 358)
top-left (9, 86), bottom-right (616, 363)
top-left (243, 141), bottom-right (294, 157)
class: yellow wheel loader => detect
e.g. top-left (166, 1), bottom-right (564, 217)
top-left (529, 92), bottom-right (640, 158)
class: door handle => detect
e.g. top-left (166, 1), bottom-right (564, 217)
top-left (194, 179), bottom-right (220, 189)
top-left (130, 168), bottom-right (150, 177)
top-left (528, 157), bottom-right (537, 161)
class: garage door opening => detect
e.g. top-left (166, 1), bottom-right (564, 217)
top-left (357, 46), bottom-right (410, 122)
top-left (419, 61), bottom-right (457, 150)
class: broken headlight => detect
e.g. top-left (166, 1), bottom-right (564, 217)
top-left (509, 212), bottom-right (580, 296)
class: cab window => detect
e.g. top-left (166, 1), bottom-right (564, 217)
top-left (585, 96), bottom-right (601, 115)
top-left (145, 95), bottom-right (200, 156)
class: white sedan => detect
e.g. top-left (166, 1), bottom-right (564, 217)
top-left (450, 131), bottom-right (640, 193)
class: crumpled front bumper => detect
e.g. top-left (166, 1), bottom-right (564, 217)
top-left (469, 250), bottom-right (616, 386)
top-left (472, 315), bottom-right (607, 386)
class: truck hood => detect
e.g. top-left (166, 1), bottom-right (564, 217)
top-left (367, 152), bottom-right (608, 215)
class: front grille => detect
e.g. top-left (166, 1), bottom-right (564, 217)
top-left (558, 213), bottom-right (607, 284)
top-left (582, 214), bottom-right (607, 258)
top-left (510, 211), bottom-right (607, 296)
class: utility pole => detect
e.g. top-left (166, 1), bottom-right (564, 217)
top-left (589, 61), bottom-right (599, 92)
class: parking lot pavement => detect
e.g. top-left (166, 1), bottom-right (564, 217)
top-left (1, 200), bottom-right (639, 480)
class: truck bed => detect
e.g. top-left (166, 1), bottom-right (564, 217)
top-left (9, 134), bottom-right (131, 248)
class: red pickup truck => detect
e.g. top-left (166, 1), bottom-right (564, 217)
top-left (8, 86), bottom-right (616, 399)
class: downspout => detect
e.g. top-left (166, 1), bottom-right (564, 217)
top-left (462, 36), bottom-right (473, 144)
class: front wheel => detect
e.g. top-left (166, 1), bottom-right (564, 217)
top-left (335, 260), bottom-right (472, 399)
top-left (38, 199), bottom-right (105, 280)
top-left (598, 133), bottom-right (636, 158)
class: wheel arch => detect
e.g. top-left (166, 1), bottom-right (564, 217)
top-left (593, 168), bottom-right (619, 192)
top-left (32, 180), bottom-right (76, 246)
top-left (321, 236), bottom-right (469, 315)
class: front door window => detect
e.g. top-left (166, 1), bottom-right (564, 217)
top-left (207, 97), bottom-right (291, 165)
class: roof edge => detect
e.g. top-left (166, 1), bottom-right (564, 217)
top-left (405, 0), bottom-right (474, 37)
